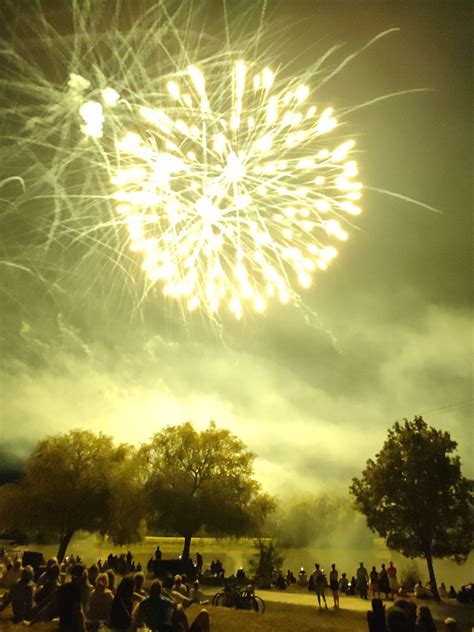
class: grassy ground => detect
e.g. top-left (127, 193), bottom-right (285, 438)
top-left (0, 599), bottom-right (472, 632)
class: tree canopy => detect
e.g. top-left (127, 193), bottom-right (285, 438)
top-left (140, 421), bottom-right (275, 559)
top-left (350, 416), bottom-right (473, 600)
top-left (0, 430), bottom-right (146, 561)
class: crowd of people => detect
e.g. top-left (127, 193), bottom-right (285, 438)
top-left (367, 596), bottom-right (462, 632)
top-left (0, 555), bottom-right (210, 631)
top-left (274, 560), bottom-right (472, 608)
top-left (0, 550), bottom-right (471, 631)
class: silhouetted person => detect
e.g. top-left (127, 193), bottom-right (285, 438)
top-left (57, 563), bottom-right (87, 632)
top-left (313, 563), bottom-right (328, 609)
top-left (367, 598), bottom-right (387, 632)
top-left (155, 546), bottom-right (162, 561)
top-left (87, 572), bottom-right (114, 625)
top-left (196, 552), bottom-right (203, 575)
top-left (388, 561), bottom-right (398, 599)
top-left (110, 576), bottom-right (135, 630)
top-left (415, 605), bottom-right (437, 632)
top-left (329, 563), bottom-right (340, 608)
top-left (130, 579), bottom-right (210, 632)
top-left (356, 562), bottom-right (369, 599)
top-left (0, 565), bottom-right (34, 623)
top-left (386, 605), bottom-right (410, 632)
top-left (339, 573), bottom-right (349, 593)
top-left (31, 563), bottom-right (60, 622)
top-left (380, 564), bottom-right (390, 599)
top-left (370, 566), bottom-right (380, 599)
top-left (348, 575), bottom-right (357, 595)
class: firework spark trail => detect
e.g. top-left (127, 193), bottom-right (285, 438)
top-left (0, 1), bottom-right (410, 320)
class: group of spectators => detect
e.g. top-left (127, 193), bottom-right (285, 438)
top-left (0, 555), bottom-right (210, 631)
top-left (367, 596), bottom-right (461, 632)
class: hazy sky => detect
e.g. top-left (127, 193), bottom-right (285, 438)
top-left (0, 0), bottom-right (472, 498)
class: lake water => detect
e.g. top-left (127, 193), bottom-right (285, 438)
top-left (13, 534), bottom-right (471, 589)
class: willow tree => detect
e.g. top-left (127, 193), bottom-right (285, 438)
top-left (350, 416), bottom-right (473, 600)
top-left (0, 430), bottom-right (146, 561)
top-left (141, 421), bottom-right (275, 560)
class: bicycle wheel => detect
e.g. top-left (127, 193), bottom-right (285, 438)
top-left (252, 595), bottom-right (265, 613)
top-left (212, 591), bottom-right (224, 606)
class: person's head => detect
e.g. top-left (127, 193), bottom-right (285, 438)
top-left (174, 574), bottom-right (182, 585)
top-left (381, 563), bottom-right (386, 569)
top-left (443, 618), bottom-right (459, 631)
top-left (386, 606), bottom-right (410, 632)
top-left (372, 566), bottom-right (376, 571)
top-left (359, 562), bottom-right (364, 567)
top-left (440, 582), bottom-right (446, 589)
top-left (46, 557), bottom-right (58, 569)
top-left (418, 606), bottom-right (434, 623)
top-left (389, 561), bottom-right (394, 568)
top-left (95, 573), bottom-right (108, 591)
top-left (46, 563), bottom-right (60, 581)
top-left (21, 566), bottom-right (34, 583)
top-left (371, 598), bottom-right (385, 617)
top-left (134, 572), bottom-right (145, 591)
top-left (193, 580), bottom-right (199, 589)
top-left (331, 563), bottom-right (336, 570)
top-left (342, 573), bottom-right (347, 578)
top-left (150, 580), bottom-right (162, 599)
top-left (116, 576), bottom-right (135, 600)
top-left (13, 560), bottom-right (22, 570)
top-left (417, 580), bottom-right (422, 586)
top-left (88, 564), bottom-right (99, 582)
top-left (71, 564), bottom-right (86, 583)
top-left (315, 563), bottom-right (320, 570)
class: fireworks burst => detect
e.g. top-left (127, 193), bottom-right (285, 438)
top-left (78, 62), bottom-right (362, 319)
top-left (0, 1), bottom-right (376, 321)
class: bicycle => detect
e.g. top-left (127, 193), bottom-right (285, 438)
top-left (212, 582), bottom-right (265, 613)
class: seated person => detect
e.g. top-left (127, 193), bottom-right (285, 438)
top-left (131, 580), bottom-right (210, 632)
top-left (31, 563), bottom-right (61, 622)
top-left (414, 581), bottom-right (432, 600)
top-left (172, 575), bottom-right (189, 597)
top-left (0, 565), bottom-right (35, 623)
top-left (87, 572), bottom-right (114, 625)
top-left (189, 581), bottom-right (209, 605)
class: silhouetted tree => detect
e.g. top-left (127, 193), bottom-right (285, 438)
top-left (141, 421), bottom-right (275, 560)
top-left (350, 416), bottom-right (473, 600)
top-left (248, 539), bottom-right (284, 579)
top-left (0, 430), bottom-right (146, 561)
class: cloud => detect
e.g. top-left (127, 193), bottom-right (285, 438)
top-left (0, 303), bottom-right (471, 498)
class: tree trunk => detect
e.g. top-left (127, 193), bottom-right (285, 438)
top-left (57, 529), bottom-right (75, 563)
top-left (182, 534), bottom-right (192, 561)
top-left (425, 550), bottom-right (440, 601)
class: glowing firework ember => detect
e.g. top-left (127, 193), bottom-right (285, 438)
top-left (78, 60), bottom-right (362, 319)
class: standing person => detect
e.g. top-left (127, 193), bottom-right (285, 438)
top-left (388, 561), bottom-right (398, 599)
top-left (313, 564), bottom-right (328, 609)
top-left (155, 546), bottom-right (162, 561)
top-left (379, 564), bottom-right (390, 600)
top-left (370, 566), bottom-right (380, 599)
top-left (329, 563), bottom-right (340, 608)
top-left (356, 562), bottom-right (369, 600)
top-left (196, 552), bottom-right (203, 576)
